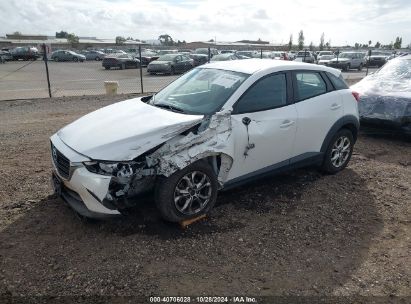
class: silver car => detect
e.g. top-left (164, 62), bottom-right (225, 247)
top-left (328, 52), bottom-right (366, 71)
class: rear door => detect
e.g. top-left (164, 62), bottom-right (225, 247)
top-left (292, 70), bottom-right (344, 157)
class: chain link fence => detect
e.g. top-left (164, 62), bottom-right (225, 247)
top-left (0, 46), bottom-right (370, 101)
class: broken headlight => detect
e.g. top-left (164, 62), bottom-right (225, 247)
top-left (83, 161), bottom-right (141, 180)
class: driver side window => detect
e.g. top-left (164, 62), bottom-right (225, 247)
top-left (233, 73), bottom-right (287, 114)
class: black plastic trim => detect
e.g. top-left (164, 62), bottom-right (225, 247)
top-left (223, 152), bottom-right (323, 190)
top-left (320, 115), bottom-right (360, 153)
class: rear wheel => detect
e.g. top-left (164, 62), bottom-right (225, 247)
top-left (322, 129), bottom-right (354, 174)
top-left (119, 63), bottom-right (125, 70)
top-left (358, 63), bottom-right (363, 71)
top-left (344, 63), bottom-right (350, 71)
top-left (155, 161), bottom-right (218, 222)
top-left (104, 67), bottom-right (110, 70)
top-left (170, 67), bottom-right (175, 75)
top-left (73, 57), bottom-right (78, 62)
top-left (54, 57), bottom-right (59, 62)
top-left (95, 57), bottom-right (100, 61)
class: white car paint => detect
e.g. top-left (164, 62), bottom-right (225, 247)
top-left (50, 59), bottom-right (359, 218)
top-left (58, 98), bottom-right (203, 161)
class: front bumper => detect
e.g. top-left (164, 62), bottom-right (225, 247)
top-left (50, 134), bottom-right (122, 218)
top-left (328, 61), bottom-right (349, 69)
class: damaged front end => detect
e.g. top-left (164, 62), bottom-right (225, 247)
top-left (80, 110), bottom-right (235, 212)
top-left (82, 158), bottom-right (156, 210)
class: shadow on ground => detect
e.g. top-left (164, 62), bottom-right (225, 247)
top-left (0, 168), bottom-right (382, 296)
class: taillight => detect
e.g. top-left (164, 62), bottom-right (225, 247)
top-left (352, 91), bottom-right (360, 102)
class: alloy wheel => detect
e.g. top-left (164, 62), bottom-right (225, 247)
top-left (174, 171), bottom-right (212, 215)
top-left (331, 136), bottom-right (351, 168)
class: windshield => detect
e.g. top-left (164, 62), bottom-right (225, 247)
top-left (150, 68), bottom-right (249, 115)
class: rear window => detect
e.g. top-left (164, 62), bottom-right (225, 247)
top-left (326, 72), bottom-right (348, 90)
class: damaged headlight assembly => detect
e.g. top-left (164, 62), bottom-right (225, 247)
top-left (83, 160), bottom-right (156, 209)
top-left (83, 161), bottom-right (137, 178)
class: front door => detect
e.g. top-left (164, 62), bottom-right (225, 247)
top-left (226, 73), bottom-right (297, 181)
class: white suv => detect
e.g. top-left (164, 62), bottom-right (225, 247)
top-left (50, 59), bottom-right (360, 222)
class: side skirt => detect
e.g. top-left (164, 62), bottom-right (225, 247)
top-left (222, 152), bottom-right (324, 191)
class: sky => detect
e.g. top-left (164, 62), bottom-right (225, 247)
top-left (2, 0), bottom-right (411, 46)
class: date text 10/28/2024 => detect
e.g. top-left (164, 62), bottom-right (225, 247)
top-left (149, 296), bottom-right (258, 303)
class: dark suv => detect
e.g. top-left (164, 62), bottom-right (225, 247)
top-left (11, 47), bottom-right (40, 60)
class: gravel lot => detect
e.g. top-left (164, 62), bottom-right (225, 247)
top-left (0, 95), bottom-right (410, 301)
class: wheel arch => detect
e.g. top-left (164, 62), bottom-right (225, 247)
top-left (321, 115), bottom-right (359, 153)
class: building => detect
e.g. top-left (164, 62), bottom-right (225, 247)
top-left (0, 34), bottom-right (148, 50)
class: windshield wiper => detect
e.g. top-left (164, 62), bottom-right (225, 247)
top-left (154, 103), bottom-right (186, 113)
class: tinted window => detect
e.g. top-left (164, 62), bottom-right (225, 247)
top-left (234, 74), bottom-right (287, 114)
top-left (326, 72), bottom-right (348, 90)
top-left (295, 72), bottom-right (327, 101)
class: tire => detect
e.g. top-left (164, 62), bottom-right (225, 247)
top-left (170, 67), bottom-right (175, 75)
top-left (119, 63), bottom-right (125, 70)
top-left (73, 57), bottom-right (78, 62)
top-left (54, 57), bottom-right (59, 62)
top-left (155, 160), bottom-right (219, 222)
top-left (344, 64), bottom-right (350, 71)
top-left (358, 64), bottom-right (363, 71)
top-left (321, 129), bottom-right (354, 174)
top-left (95, 57), bottom-right (100, 61)
top-left (104, 67), bottom-right (110, 70)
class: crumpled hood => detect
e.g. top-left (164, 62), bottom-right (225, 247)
top-left (57, 97), bottom-right (203, 161)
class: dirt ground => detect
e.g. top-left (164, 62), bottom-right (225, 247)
top-left (0, 94), bottom-right (410, 301)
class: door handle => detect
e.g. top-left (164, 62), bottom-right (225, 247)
top-left (242, 117), bottom-right (251, 125)
top-left (331, 103), bottom-right (342, 110)
top-left (280, 120), bottom-right (295, 128)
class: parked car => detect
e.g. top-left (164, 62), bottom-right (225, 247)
top-left (0, 50), bottom-right (12, 62)
top-left (10, 47), bottom-right (40, 60)
top-left (157, 50), bottom-right (178, 56)
top-left (294, 51), bottom-right (315, 63)
top-left (210, 53), bottom-right (238, 61)
top-left (102, 54), bottom-right (140, 70)
top-left (271, 51), bottom-right (288, 60)
top-left (252, 52), bottom-right (272, 59)
top-left (366, 51), bottom-right (391, 67)
top-left (147, 54), bottom-right (193, 75)
top-left (328, 52), bottom-right (366, 71)
top-left (220, 50), bottom-right (237, 54)
top-left (189, 54), bottom-right (209, 66)
top-left (51, 50), bottom-right (86, 62)
top-left (50, 59), bottom-right (359, 222)
top-left (317, 55), bottom-right (335, 66)
top-left (351, 55), bottom-right (411, 135)
top-left (83, 50), bottom-right (106, 61)
top-left (194, 48), bottom-right (219, 57)
top-left (317, 51), bottom-right (334, 62)
top-left (235, 50), bottom-right (257, 58)
top-left (137, 51), bottom-right (158, 67)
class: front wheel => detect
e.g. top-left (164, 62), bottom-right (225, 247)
top-left (358, 64), bottom-right (363, 71)
top-left (155, 161), bottom-right (218, 222)
top-left (344, 64), bottom-right (350, 71)
top-left (73, 57), bottom-right (78, 62)
top-left (321, 129), bottom-right (354, 174)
